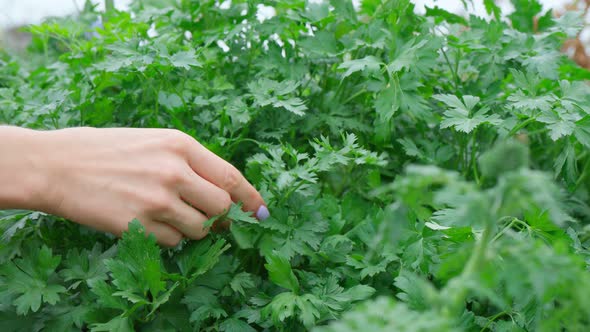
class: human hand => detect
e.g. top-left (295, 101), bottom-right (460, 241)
top-left (15, 127), bottom-right (268, 246)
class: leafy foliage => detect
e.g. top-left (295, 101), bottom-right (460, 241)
top-left (1, 0), bottom-right (590, 331)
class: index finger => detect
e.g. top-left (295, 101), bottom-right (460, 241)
top-left (186, 139), bottom-right (269, 220)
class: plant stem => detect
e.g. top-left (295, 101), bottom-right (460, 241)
top-left (572, 157), bottom-right (590, 192)
top-left (343, 88), bottom-right (367, 104)
top-left (469, 128), bottom-right (479, 183)
top-left (105, 0), bottom-right (115, 12)
top-left (441, 47), bottom-right (460, 92)
top-left (491, 218), bottom-right (527, 243)
top-left (462, 222), bottom-right (493, 282)
top-left (443, 221), bottom-right (494, 316)
top-left (480, 310), bottom-right (510, 332)
top-left (508, 117), bottom-right (536, 137)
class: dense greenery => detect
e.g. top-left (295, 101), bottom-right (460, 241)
top-left (1, 0), bottom-right (590, 330)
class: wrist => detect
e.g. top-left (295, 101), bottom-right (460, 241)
top-left (0, 126), bottom-right (54, 211)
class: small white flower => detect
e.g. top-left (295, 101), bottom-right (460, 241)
top-left (270, 33), bottom-right (283, 47)
top-left (147, 23), bottom-right (158, 38)
top-left (256, 4), bottom-right (276, 22)
top-left (216, 40), bottom-right (230, 52)
top-left (305, 23), bottom-right (315, 36)
top-left (219, 0), bottom-right (231, 10)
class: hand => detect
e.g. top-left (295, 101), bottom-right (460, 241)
top-left (2, 127), bottom-right (268, 246)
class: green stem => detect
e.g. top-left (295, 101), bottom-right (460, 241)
top-left (277, 181), bottom-right (306, 206)
top-left (443, 221), bottom-right (494, 316)
top-left (225, 137), bottom-right (260, 150)
top-left (480, 310), bottom-right (510, 332)
top-left (572, 157), bottom-right (590, 192)
top-left (469, 128), bottom-right (479, 183)
top-left (472, 156), bottom-right (480, 185)
top-left (460, 134), bottom-right (469, 174)
top-left (508, 117), bottom-right (536, 137)
top-left (491, 218), bottom-right (525, 243)
top-left (462, 222), bottom-right (493, 281)
top-left (441, 47), bottom-right (460, 92)
top-left (453, 49), bottom-right (461, 87)
top-left (105, 0), bottom-right (115, 12)
top-left (343, 88), bottom-right (367, 104)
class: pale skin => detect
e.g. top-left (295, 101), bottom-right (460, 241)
top-left (0, 126), bottom-right (269, 247)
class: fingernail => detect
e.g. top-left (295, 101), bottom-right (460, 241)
top-left (256, 205), bottom-right (270, 220)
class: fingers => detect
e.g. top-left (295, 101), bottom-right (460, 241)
top-left (159, 200), bottom-right (210, 240)
top-left (186, 141), bottom-right (267, 217)
top-left (141, 219), bottom-right (183, 247)
top-left (178, 173), bottom-right (233, 217)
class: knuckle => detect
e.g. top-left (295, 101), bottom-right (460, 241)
top-left (144, 193), bottom-right (173, 215)
top-left (158, 165), bottom-right (186, 185)
top-left (161, 129), bottom-right (191, 154)
top-left (222, 165), bottom-right (242, 191)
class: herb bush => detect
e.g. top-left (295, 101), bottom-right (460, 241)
top-left (1, 0), bottom-right (590, 331)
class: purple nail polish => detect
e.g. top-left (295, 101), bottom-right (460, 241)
top-left (256, 205), bottom-right (270, 220)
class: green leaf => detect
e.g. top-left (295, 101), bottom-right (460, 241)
top-left (442, 110), bottom-right (501, 133)
top-left (552, 10), bottom-right (584, 37)
top-left (375, 84), bottom-right (400, 121)
top-left (338, 56), bottom-right (382, 78)
top-left (105, 220), bottom-right (165, 298)
top-left (182, 286), bottom-right (227, 327)
top-left (299, 31), bottom-right (340, 56)
top-left (91, 316), bottom-right (134, 332)
top-left (483, 0), bottom-right (502, 20)
top-left (574, 116), bottom-right (590, 148)
top-left (508, 0), bottom-right (543, 32)
top-left (434, 94), bottom-right (501, 133)
top-left (316, 297), bottom-right (459, 331)
top-left (60, 244), bottom-right (116, 288)
top-left (264, 253), bottom-right (300, 293)
top-left (204, 203), bottom-right (258, 228)
top-left (340, 284), bottom-right (376, 302)
top-left (230, 272), bottom-right (256, 296)
top-left (88, 279), bottom-right (129, 311)
top-left (176, 237), bottom-right (230, 279)
top-left (387, 39), bottom-right (430, 74)
top-left (219, 318), bottom-right (256, 332)
top-left (425, 7), bottom-right (468, 25)
top-left (158, 91), bottom-right (184, 110)
top-left (0, 245), bottom-right (66, 315)
top-left (228, 204), bottom-right (258, 224)
top-left (330, 0), bottom-right (357, 22)
top-left (248, 78), bottom-right (307, 115)
top-left (537, 110), bottom-right (576, 141)
top-left (479, 140), bottom-right (529, 179)
top-left (168, 49), bottom-right (201, 69)
top-left (303, 2), bottom-right (331, 22)
top-left (261, 291), bottom-right (297, 324)
top-left (507, 91), bottom-right (555, 114)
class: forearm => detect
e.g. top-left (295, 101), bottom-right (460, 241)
top-left (0, 126), bottom-right (49, 211)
